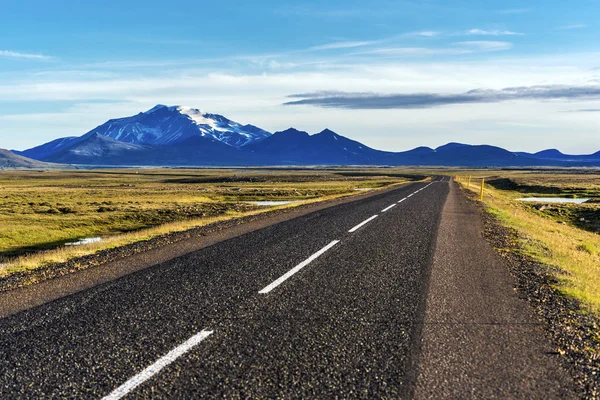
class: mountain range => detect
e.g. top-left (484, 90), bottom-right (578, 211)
top-left (10, 104), bottom-right (600, 167)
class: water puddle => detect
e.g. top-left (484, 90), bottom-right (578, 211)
top-left (516, 197), bottom-right (590, 204)
top-left (65, 237), bottom-right (103, 246)
top-left (248, 201), bottom-right (301, 206)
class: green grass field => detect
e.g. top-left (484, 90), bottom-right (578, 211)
top-left (0, 168), bottom-right (417, 276)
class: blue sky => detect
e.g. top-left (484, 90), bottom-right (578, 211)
top-left (1, 0), bottom-right (599, 153)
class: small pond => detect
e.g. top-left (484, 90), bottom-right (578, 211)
top-left (248, 201), bottom-right (301, 206)
top-left (516, 197), bottom-right (590, 204)
top-left (65, 237), bottom-right (103, 246)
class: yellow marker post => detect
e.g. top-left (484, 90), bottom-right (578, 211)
top-left (468, 175), bottom-right (471, 187)
top-left (480, 178), bottom-right (485, 200)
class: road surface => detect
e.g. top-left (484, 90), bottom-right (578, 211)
top-left (0, 178), bottom-right (577, 398)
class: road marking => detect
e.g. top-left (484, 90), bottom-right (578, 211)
top-left (259, 240), bottom-right (340, 294)
top-left (399, 183), bottom-right (433, 203)
top-left (381, 204), bottom-right (396, 212)
top-left (103, 329), bottom-right (214, 400)
top-left (348, 214), bottom-right (378, 233)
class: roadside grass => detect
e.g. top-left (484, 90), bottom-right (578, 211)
top-left (457, 174), bottom-right (600, 313)
top-left (0, 168), bottom-right (414, 278)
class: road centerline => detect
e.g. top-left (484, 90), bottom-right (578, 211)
top-left (348, 215), bottom-right (379, 233)
top-left (381, 204), bottom-right (397, 212)
top-left (259, 240), bottom-right (340, 294)
top-left (102, 329), bottom-right (214, 400)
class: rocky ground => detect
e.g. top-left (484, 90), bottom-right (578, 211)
top-left (463, 189), bottom-right (600, 398)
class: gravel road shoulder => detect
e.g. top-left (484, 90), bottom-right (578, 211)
top-left (414, 181), bottom-right (579, 399)
top-left (471, 187), bottom-right (600, 398)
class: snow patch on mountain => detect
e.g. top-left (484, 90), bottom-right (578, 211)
top-left (94, 105), bottom-right (272, 148)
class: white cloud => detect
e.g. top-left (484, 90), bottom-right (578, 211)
top-left (0, 50), bottom-right (52, 60)
top-left (466, 29), bottom-right (523, 36)
top-left (310, 41), bottom-right (374, 50)
top-left (359, 47), bottom-right (464, 56)
top-left (556, 24), bottom-right (588, 30)
top-left (403, 31), bottom-right (440, 37)
top-left (358, 41), bottom-right (513, 56)
top-left (454, 41), bottom-right (514, 52)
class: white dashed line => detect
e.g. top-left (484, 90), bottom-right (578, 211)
top-left (103, 330), bottom-right (214, 400)
top-left (381, 204), bottom-right (397, 212)
top-left (398, 183), bottom-right (433, 203)
top-left (259, 240), bottom-right (340, 294)
top-left (348, 214), bottom-right (378, 233)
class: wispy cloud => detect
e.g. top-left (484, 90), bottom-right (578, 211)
top-left (0, 50), bottom-right (52, 60)
top-left (403, 31), bottom-right (440, 37)
top-left (310, 41), bottom-right (374, 50)
top-left (466, 29), bottom-right (523, 36)
top-left (356, 41), bottom-right (512, 57)
top-left (556, 24), bottom-right (588, 30)
top-left (284, 85), bottom-right (600, 109)
top-left (310, 31), bottom-right (440, 52)
top-left (455, 41), bottom-right (514, 51)
top-left (358, 47), bottom-right (457, 56)
top-left (564, 108), bottom-right (600, 112)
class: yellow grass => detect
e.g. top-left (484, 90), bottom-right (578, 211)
top-left (458, 175), bottom-right (600, 313)
top-left (0, 169), bottom-right (412, 278)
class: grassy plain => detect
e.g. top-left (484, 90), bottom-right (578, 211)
top-left (4, 166), bottom-right (597, 314)
top-left (454, 170), bottom-right (600, 313)
top-left (0, 168), bottom-right (417, 277)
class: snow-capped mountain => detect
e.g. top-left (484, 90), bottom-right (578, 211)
top-left (87, 104), bottom-right (270, 148)
top-left (17, 104), bottom-right (272, 161)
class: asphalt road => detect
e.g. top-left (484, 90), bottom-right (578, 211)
top-left (0, 177), bottom-right (577, 398)
top-left (0, 179), bottom-right (448, 398)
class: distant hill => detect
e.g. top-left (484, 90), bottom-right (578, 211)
top-left (516, 148), bottom-right (600, 163)
top-left (12, 104), bottom-right (600, 167)
top-left (0, 149), bottom-right (63, 169)
top-left (44, 133), bottom-right (153, 165)
top-left (245, 128), bottom-right (390, 165)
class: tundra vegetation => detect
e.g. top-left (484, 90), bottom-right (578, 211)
top-left (0, 168), bottom-right (416, 278)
